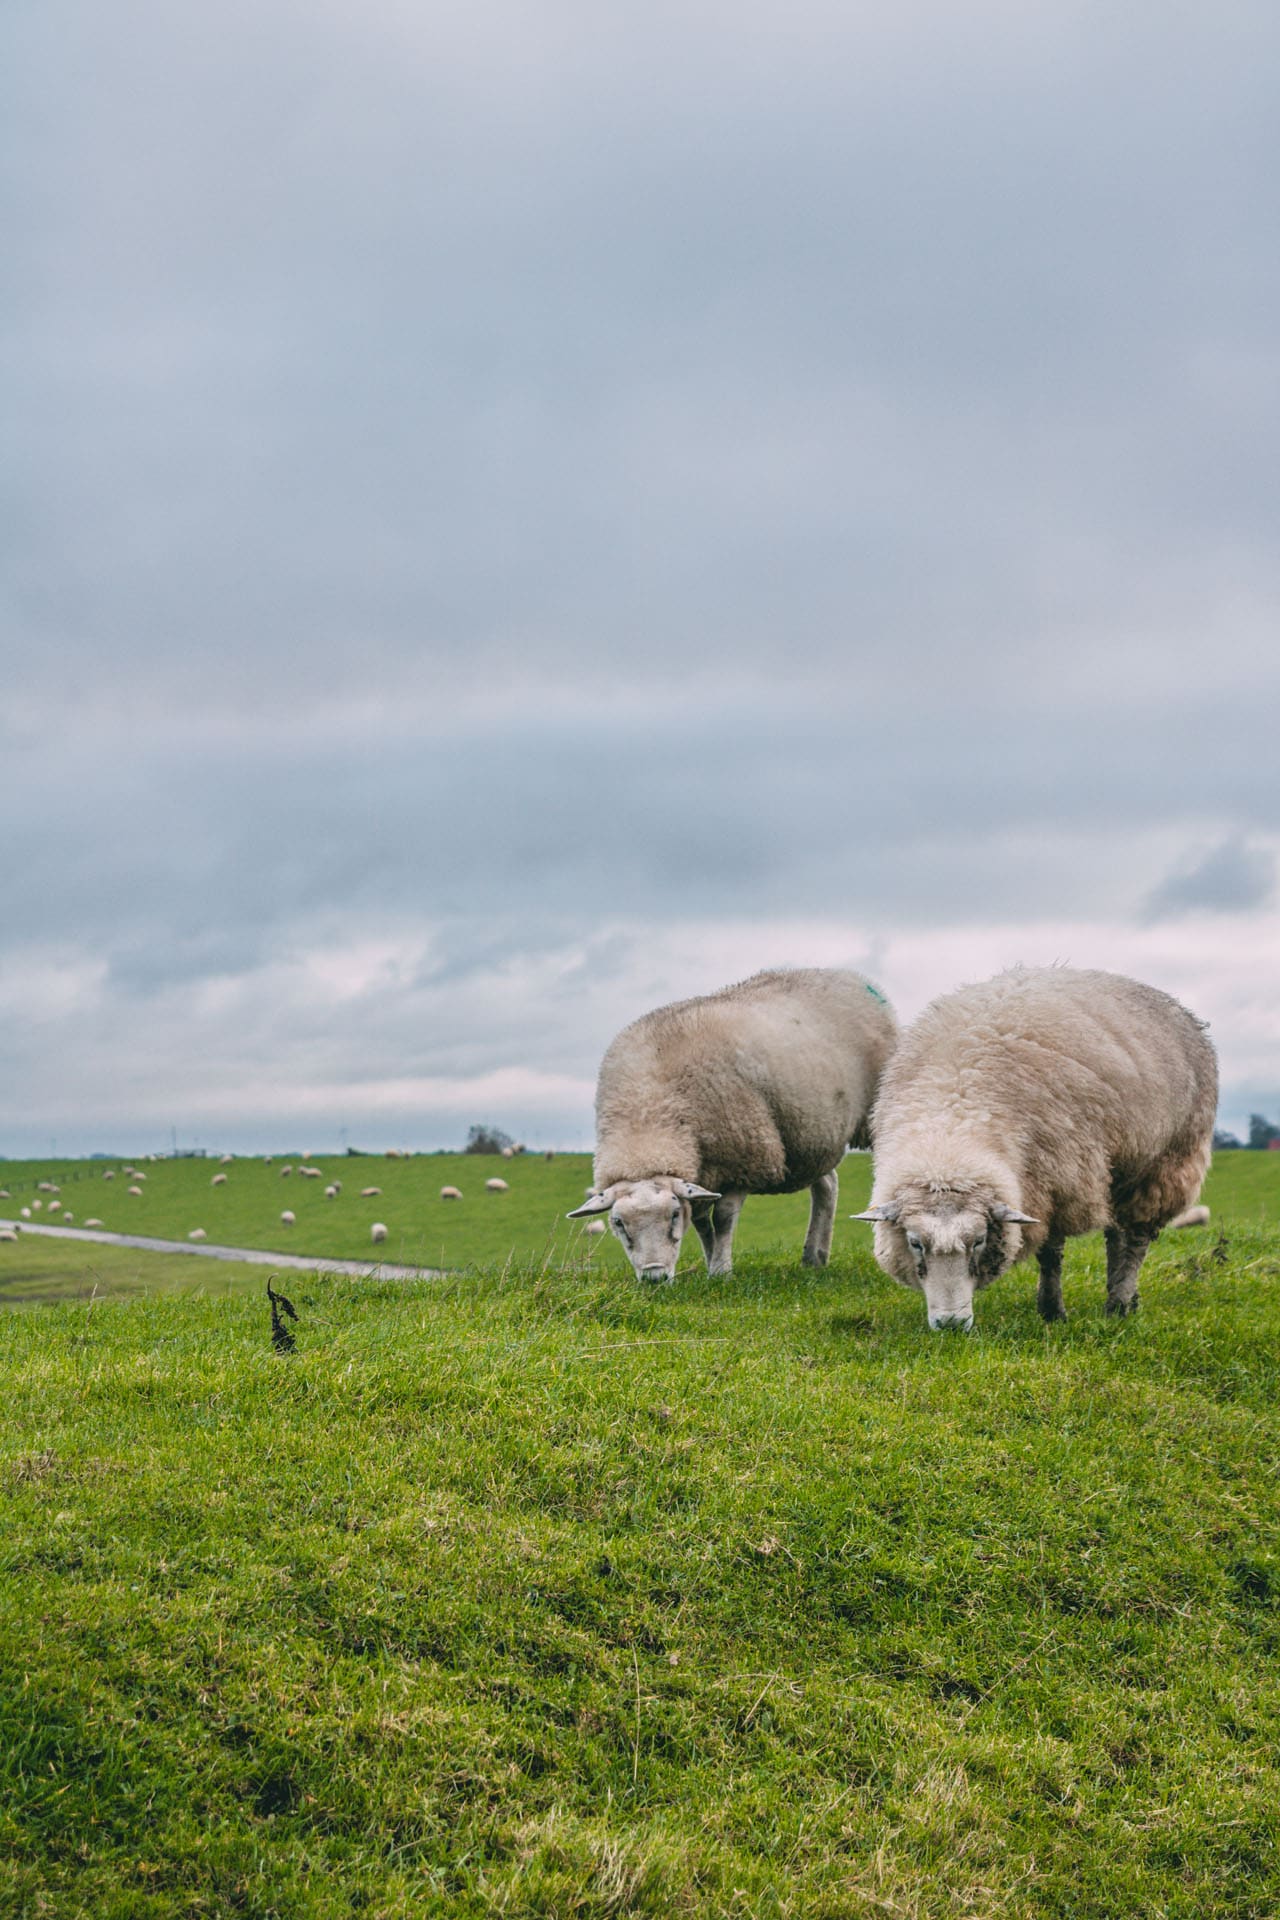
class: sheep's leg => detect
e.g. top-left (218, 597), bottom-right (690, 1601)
top-left (1104, 1224), bottom-right (1155, 1316)
top-left (802, 1170), bottom-right (840, 1267)
top-left (707, 1194), bottom-right (745, 1275)
top-left (690, 1200), bottom-right (717, 1268)
top-left (1036, 1237), bottom-right (1067, 1322)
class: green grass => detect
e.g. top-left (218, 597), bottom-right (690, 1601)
top-left (2, 1151), bottom-right (1275, 1307)
top-left (0, 1234), bottom-right (268, 1310)
top-left (2, 1209), bottom-right (1280, 1916)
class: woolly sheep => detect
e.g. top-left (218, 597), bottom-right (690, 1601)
top-left (103, 1170), bottom-right (115, 1180)
top-left (440, 1186), bottom-right (463, 1201)
top-left (854, 967), bottom-right (1217, 1332)
top-left (360, 1186), bottom-right (382, 1198)
top-left (485, 1178), bottom-right (509, 1193)
top-left (0, 1228), bottom-right (17, 1243)
top-left (32, 1200), bottom-right (43, 1210)
top-left (126, 1186), bottom-right (142, 1197)
top-left (133, 1171), bottom-right (147, 1181)
top-left (331, 1180), bottom-right (342, 1193)
top-left (84, 1218), bottom-right (104, 1228)
top-left (584, 1220), bottom-right (606, 1237)
top-left (61, 1212), bottom-right (73, 1223)
top-left (0, 1189), bottom-right (8, 1199)
top-left (324, 1185), bottom-right (338, 1198)
top-left (280, 1164), bottom-right (293, 1176)
top-left (370, 1222), bottom-right (388, 1244)
top-left (38, 1181), bottom-right (54, 1192)
top-left (189, 1228), bottom-right (207, 1241)
top-left (1169, 1203), bottom-right (1211, 1230)
top-left (544, 1151), bottom-right (555, 1162)
top-left (48, 1200), bottom-right (61, 1213)
top-left (211, 1173), bottom-right (227, 1187)
top-left (219, 1153), bottom-right (234, 1165)
top-left (280, 1209), bottom-right (296, 1226)
top-left (569, 967), bottom-right (898, 1283)
top-left (20, 1207), bottom-right (31, 1219)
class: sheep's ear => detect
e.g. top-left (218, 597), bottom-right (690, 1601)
top-left (567, 1189), bottom-right (615, 1219)
top-left (991, 1204), bottom-right (1038, 1225)
top-left (678, 1181), bottom-right (721, 1203)
top-left (850, 1204), bottom-right (899, 1222)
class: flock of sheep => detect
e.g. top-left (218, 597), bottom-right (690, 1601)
top-left (1, 963), bottom-right (1218, 1332)
top-left (572, 965), bottom-right (1217, 1332)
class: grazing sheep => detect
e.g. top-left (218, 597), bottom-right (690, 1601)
top-left (103, 1170), bottom-right (115, 1180)
top-left (211, 1173), bottom-right (228, 1187)
top-left (189, 1228), bottom-right (207, 1241)
top-left (324, 1185), bottom-right (338, 1198)
top-left (301, 1166), bottom-right (323, 1179)
top-left (485, 1178), bottom-right (509, 1193)
top-left (360, 1186), bottom-right (382, 1198)
top-left (280, 1164), bottom-right (293, 1176)
top-left (20, 1207), bottom-right (31, 1219)
top-left (263, 1156), bottom-right (273, 1165)
top-left (0, 1189), bottom-right (8, 1199)
top-left (280, 1210), bottom-right (296, 1226)
top-left (37, 1181), bottom-right (54, 1192)
top-left (32, 1200), bottom-right (43, 1211)
top-left (584, 1220), bottom-right (606, 1237)
top-left (61, 1212), bottom-right (73, 1223)
top-left (219, 1153), bottom-right (234, 1165)
top-left (48, 1200), bottom-right (61, 1213)
top-left (569, 967), bottom-right (898, 1283)
top-left (0, 1228), bottom-right (17, 1243)
top-left (854, 967), bottom-right (1217, 1331)
top-left (440, 1186), bottom-right (463, 1201)
top-left (1169, 1203), bottom-right (1211, 1230)
top-left (544, 1151), bottom-right (555, 1162)
top-left (126, 1186), bottom-right (142, 1197)
top-left (84, 1218), bottom-right (104, 1228)
top-left (331, 1180), bottom-right (342, 1194)
top-left (500, 1146), bottom-right (514, 1159)
top-left (370, 1222), bottom-right (388, 1244)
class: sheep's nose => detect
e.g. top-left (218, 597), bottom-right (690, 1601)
top-left (640, 1265), bottom-right (672, 1285)
top-left (928, 1312), bottom-right (974, 1333)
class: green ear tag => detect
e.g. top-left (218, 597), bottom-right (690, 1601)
top-left (864, 982), bottom-right (887, 1004)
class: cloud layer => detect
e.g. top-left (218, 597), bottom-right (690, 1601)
top-left (3, 1), bottom-right (1278, 1152)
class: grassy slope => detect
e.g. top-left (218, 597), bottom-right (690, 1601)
top-left (3, 1213), bottom-right (1280, 1916)
top-left (2, 1151), bottom-right (1275, 1302)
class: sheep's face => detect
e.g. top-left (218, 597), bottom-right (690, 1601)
top-left (567, 1177), bottom-right (721, 1283)
top-left (855, 1196), bottom-right (1034, 1331)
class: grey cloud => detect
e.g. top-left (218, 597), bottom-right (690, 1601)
top-left (1144, 838), bottom-right (1277, 921)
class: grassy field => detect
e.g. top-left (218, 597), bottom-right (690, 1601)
top-left (2, 1159), bottom-right (1280, 1915)
top-left (2, 1150), bottom-right (1276, 1307)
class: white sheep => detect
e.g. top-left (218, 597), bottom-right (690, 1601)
top-left (331, 1180), bottom-right (342, 1194)
top-left (485, 1178), bottom-right (509, 1193)
top-left (61, 1212), bottom-right (73, 1223)
top-left (324, 1185), bottom-right (338, 1199)
top-left (48, 1200), bottom-right (61, 1213)
top-left (440, 1186), bottom-right (463, 1201)
top-left (0, 1189), bottom-right (8, 1199)
top-left (211, 1173), bottom-right (228, 1187)
top-left (584, 1220), bottom-right (606, 1237)
top-left (103, 1170), bottom-right (115, 1180)
top-left (280, 1210), bottom-right (296, 1226)
top-left (189, 1228), bottom-right (207, 1241)
top-left (126, 1186), bottom-right (142, 1197)
top-left (280, 1164), bottom-right (293, 1176)
top-left (1169, 1203), bottom-right (1212, 1230)
top-left (32, 1199), bottom-right (43, 1211)
top-left (20, 1207), bottom-right (31, 1219)
top-left (300, 1166), bottom-right (322, 1179)
top-left (569, 968), bottom-right (898, 1284)
top-left (855, 967), bottom-right (1218, 1331)
top-left (219, 1153), bottom-right (234, 1165)
top-left (370, 1222), bottom-right (388, 1244)
top-left (360, 1186), bottom-right (382, 1198)
top-left (84, 1218), bottom-right (104, 1228)
top-left (0, 1228), bottom-right (17, 1243)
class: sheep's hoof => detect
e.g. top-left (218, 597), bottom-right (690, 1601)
top-left (1039, 1305), bottom-right (1068, 1324)
top-left (801, 1249), bottom-right (829, 1269)
top-left (1105, 1294), bottom-right (1139, 1317)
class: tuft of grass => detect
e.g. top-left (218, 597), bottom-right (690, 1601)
top-left (2, 1222), bottom-right (1280, 1915)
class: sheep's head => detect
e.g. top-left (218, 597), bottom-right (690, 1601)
top-left (567, 1177), bottom-right (720, 1283)
top-left (852, 1193), bottom-right (1036, 1331)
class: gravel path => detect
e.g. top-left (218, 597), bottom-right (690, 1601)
top-left (0, 1218), bottom-right (445, 1282)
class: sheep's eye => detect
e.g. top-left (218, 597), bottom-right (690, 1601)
top-left (906, 1233), bottom-right (924, 1253)
top-left (971, 1235), bottom-right (987, 1253)
top-left (612, 1215), bottom-right (629, 1241)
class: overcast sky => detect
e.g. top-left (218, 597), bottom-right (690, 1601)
top-left (3, 0), bottom-right (1277, 1156)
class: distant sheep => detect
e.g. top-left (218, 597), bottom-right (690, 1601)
top-left (32, 1200), bottom-right (43, 1210)
top-left (103, 1170), bottom-right (115, 1180)
top-left (219, 1153), bottom-right (234, 1165)
top-left (133, 1171), bottom-right (147, 1182)
top-left (280, 1210), bottom-right (296, 1226)
top-left (84, 1218), bottom-right (104, 1228)
top-left (440, 1186), bottom-right (462, 1201)
top-left (370, 1222), bottom-right (388, 1244)
top-left (1169, 1203), bottom-right (1211, 1230)
top-left (570, 967), bottom-right (897, 1284)
top-left (324, 1185), bottom-right (338, 1198)
top-left (20, 1207), bottom-right (31, 1219)
top-left (0, 1189), bottom-right (8, 1199)
top-left (126, 1186), bottom-right (142, 1197)
top-left (855, 967), bottom-right (1217, 1331)
top-left (300, 1166), bottom-right (322, 1179)
top-left (500, 1146), bottom-right (514, 1159)
top-left (331, 1180), bottom-right (342, 1194)
top-left (211, 1173), bottom-right (228, 1187)
top-left (61, 1212), bottom-right (74, 1223)
top-left (48, 1201), bottom-right (61, 1213)
top-left (38, 1181), bottom-right (54, 1192)
top-left (0, 1228), bottom-right (17, 1243)
top-left (485, 1178), bottom-right (509, 1193)
top-left (360, 1186), bottom-right (382, 1198)
top-left (280, 1164), bottom-right (293, 1176)
top-left (544, 1151), bottom-right (555, 1162)
top-left (189, 1228), bottom-right (207, 1241)
top-left (584, 1220), bottom-right (606, 1237)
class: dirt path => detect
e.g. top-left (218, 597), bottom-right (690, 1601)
top-left (0, 1218), bottom-right (445, 1282)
